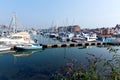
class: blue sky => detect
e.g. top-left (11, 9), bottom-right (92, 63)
top-left (0, 0), bottom-right (120, 29)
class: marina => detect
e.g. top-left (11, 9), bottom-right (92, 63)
top-left (0, 29), bottom-right (120, 79)
top-left (0, 9), bottom-right (119, 80)
top-left (0, 32), bottom-right (120, 52)
top-left (1, 0), bottom-right (120, 79)
top-left (0, 43), bottom-right (119, 80)
top-left (1, 15), bottom-right (120, 52)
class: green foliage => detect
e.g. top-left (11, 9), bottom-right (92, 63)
top-left (105, 46), bottom-right (120, 80)
top-left (53, 46), bottom-right (120, 80)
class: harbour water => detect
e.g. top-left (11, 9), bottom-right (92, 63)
top-left (0, 34), bottom-right (119, 80)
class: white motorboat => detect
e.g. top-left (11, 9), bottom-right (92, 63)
top-left (0, 32), bottom-right (34, 45)
top-left (0, 45), bottom-right (11, 51)
top-left (82, 32), bottom-right (97, 42)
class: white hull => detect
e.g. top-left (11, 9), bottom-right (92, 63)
top-left (0, 32), bottom-right (34, 45)
top-left (0, 46), bottom-right (11, 51)
top-left (87, 37), bottom-right (97, 41)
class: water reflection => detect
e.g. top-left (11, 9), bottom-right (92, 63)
top-left (0, 49), bottom-right (44, 58)
top-left (10, 49), bottom-right (44, 65)
top-left (0, 46), bottom-right (114, 80)
top-left (13, 49), bottom-right (44, 57)
top-left (96, 45), bottom-right (109, 48)
top-left (78, 46), bottom-right (88, 49)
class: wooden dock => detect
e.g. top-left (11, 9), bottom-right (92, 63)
top-left (42, 41), bottom-right (120, 48)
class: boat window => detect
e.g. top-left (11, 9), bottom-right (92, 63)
top-left (11, 36), bottom-right (22, 39)
top-left (24, 38), bottom-right (30, 40)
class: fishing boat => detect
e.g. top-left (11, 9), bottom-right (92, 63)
top-left (14, 43), bottom-right (43, 51)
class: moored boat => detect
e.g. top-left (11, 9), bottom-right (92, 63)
top-left (14, 43), bottom-right (43, 51)
top-left (0, 31), bottom-right (34, 45)
top-left (0, 45), bottom-right (11, 51)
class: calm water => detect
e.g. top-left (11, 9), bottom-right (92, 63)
top-left (0, 34), bottom-right (119, 80)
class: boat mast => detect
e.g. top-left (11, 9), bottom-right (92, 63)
top-left (9, 12), bottom-right (18, 33)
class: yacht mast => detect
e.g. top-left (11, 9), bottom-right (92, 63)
top-left (9, 12), bottom-right (25, 33)
top-left (9, 12), bottom-right (18, 33)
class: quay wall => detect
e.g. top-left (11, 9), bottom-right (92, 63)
top-left (42, 42), bottom-right (120, 48)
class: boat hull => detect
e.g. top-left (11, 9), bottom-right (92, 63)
top-left (14, 44), bottom-right (43, 51)
top-left (0, 46), bottom-right (11, 52)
